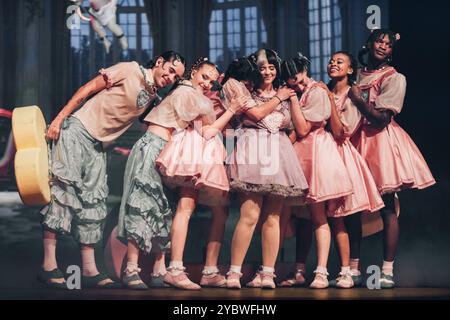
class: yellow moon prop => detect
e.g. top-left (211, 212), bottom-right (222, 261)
top-left (12, 106), bottom-right (51, 206)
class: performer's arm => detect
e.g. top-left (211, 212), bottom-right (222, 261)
top-left (245, 87), bottom-right (295, 121)
top-left (288, 130), bottom-right (297, 144)
top-left (314, 82), bottom-right (345, 139)
top-left (289, 95), bottom-right (312, 138)
top-left (349, 85), bottom-right (392, 129)
top-left (199, 98), bottom-right (248, 140)
top-left (46, 75), bottom-right (107, 140)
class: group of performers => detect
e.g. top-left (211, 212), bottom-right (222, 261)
top-left (37, 28), bottom-right (435, 291)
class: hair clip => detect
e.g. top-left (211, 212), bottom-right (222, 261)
top-left (296, 52), bottom-right (310, 64)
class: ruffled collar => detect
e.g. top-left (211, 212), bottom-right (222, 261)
top-left (139, 65), bottom-right (156, 95)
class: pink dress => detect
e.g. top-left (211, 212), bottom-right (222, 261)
top-left (351, 67), bottom-right (436, 194)
top-left (328, 88), bottom-right (384, 217)
top-left (226, 81), bottom-right (309, 198)
top-left (292, 81), bottom-right (353, 206)
top-left (155, 82), bottom-right (229, 206)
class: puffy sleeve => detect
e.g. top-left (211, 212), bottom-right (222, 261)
top-left (221, 78), bottom-right (258, 113)
top-left (98, 62), bottom-right (135, 89)
top-left (375, 73), bottom-right (407, 114)
top-left (172, 86), bottom-right (216, 125)
top-left (301, 87), bottom-right (331, 123)
top-left (340, 98), bottom-right (362, 137)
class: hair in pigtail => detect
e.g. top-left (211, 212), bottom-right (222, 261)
top-left (358, 28), bottom-right (400, 66)
top-left (186, 57), bottom-right (214, 79)
top-left (281, 52), bottom-right (310, 82)
top-left (222, 56), bottom-right (258, 85)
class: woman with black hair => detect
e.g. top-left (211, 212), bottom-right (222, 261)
top-left (225, 49), bottom-right (308, 290)
top-left (280, 53), bottom-right (353, 289)
top-left (323, 51), bottom-right (385, 288)
top-left (349, 29), bottom-right (435, 288)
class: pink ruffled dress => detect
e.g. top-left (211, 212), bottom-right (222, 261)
top-left (291, 81), bottom-right (353, 206)
top-left (351, 67), bottom-right (436, 194)
top-left (328, 88), bottom-right (384, 217)
top-left (226, 80), bottom-right (309, 198)
top-left (154, 81), bottom-right (229, 206)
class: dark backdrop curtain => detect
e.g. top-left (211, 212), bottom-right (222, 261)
top-left (338, 0), bottom-right (348, 50)
top-left (143, 0), bottom-right (165, 56)
top-left (191, 0), bottom-right (212, 58)
top-left (0, 0), bottom-right (18, 109)
top-left (260, 0), bottom-right (277, 48)
top-left (51, 0), bottom-right (71, 118)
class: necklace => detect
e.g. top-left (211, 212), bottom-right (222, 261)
top-left (365, 64), bottom-right (390, 72)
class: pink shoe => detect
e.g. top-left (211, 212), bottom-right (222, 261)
top-left (309, 269), bottom-right (329, 289)
top-left (226, 271), bottom-right (242, 290)
top-left (200, 272), bottom-right (227, 288)
top-left (164, 269), bottom-right (201, 290)
top-left (261, 272), bottom-right (276, 290)
top-left (245, 272), bottom-right (262, 288)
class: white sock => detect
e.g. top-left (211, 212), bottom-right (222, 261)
top-left (202, 266), bottom-right (219, 275)
top-left (81, 247), bottom-right (99, 277)
top-left (341, 266), bottom-right (351, 274)
top-left (169, 261), bottom-right (184, 275)
top-left (42, 238), bottom-right (57, 271)
top-left (262, 266), bottom-right (275, 274)
top-left (229, 265), bottom-right (242, 274)
top-left (382, 260), bottom-right (394, 276)
top-left (125, 262), bottom-right (140, 275)
top-left (315, 266), bottom-right (328, 276)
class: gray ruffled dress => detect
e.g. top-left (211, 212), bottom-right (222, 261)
top-left (40, 117), bottom-right (108, 244)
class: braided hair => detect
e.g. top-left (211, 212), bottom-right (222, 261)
top-left (186, 57), bottom-right (219, 79)
top-left (358, 28), bottom-right (400, 67)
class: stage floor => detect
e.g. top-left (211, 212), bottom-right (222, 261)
top-left (1, 287), bottom-right (449, 300)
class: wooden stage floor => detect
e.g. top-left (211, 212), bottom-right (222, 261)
top-left (1, 287), bottom-right (449, 300)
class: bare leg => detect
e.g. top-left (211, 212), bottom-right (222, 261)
top-left (41, 230), bottom-right (65, 284)
top-left (205, 206), bottom-right (229, 268)
top-left (260, 196), bottom-right (284, 269)
top-left (344, 212), bottom-right (362, 260)
top-left (381, 193), bottom-right (399, 262)
top-left (310, 202), bottom-right (331, 269)
top-left (164, 188), bottom-right (201, 290)
top-left (229, 194), bottom-right (263, 267)
top-left (330, 217), bottom-right (350, 268)
top-left (81, 244), bottom-right (113, 285)
top-left (310, 202), bottom-right (330, 288)
top-left (152, 251), bottom-right (167, 276)
top-left (170, 187), bottom-right (197, 263)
